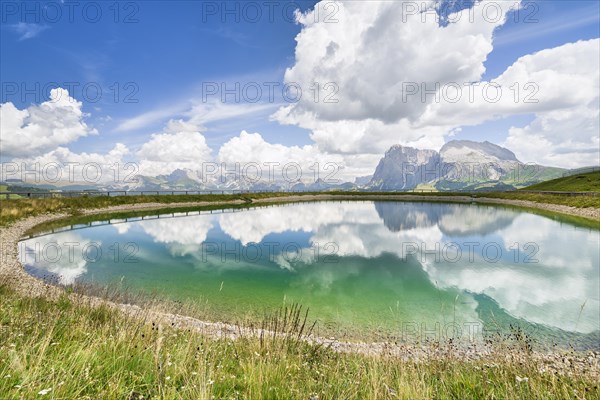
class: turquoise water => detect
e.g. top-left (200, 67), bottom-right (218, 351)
top-left (19, 201), bottom-right (600, 348)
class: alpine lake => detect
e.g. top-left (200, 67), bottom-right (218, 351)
top-left (19, 200), bottom-right (600, 350)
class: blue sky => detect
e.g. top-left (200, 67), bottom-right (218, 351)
top-left (1, 0), bottom-right (599, 176)
top-left (1, 1), bottom-right (320, 153)
top-left (447, 0), bottom-right (600, 144)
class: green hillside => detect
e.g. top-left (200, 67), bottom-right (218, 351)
top-left (522, 171), bottom-right (600, 192)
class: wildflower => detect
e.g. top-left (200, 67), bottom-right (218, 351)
top-left (165, 376), bottom-right (171, 381)
top-left (515, 376), bottom-right (529, 383)
top-left (207, 379), bottom-right (214, 385)
top-left (38, 388), bottom-right (52, 395)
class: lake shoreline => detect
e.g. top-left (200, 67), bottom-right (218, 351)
top-left (250, 193), bottom-right (600, 221)
top-left (1, 195), bottom-right (599, 375)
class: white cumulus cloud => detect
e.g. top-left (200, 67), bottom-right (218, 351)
top-left (273, 0), bottom-right (598, 170)
top-left (274, 0), bottom-right (520, 156)
top-left (1, 88), bottom-right (97, 158)
top-left (500, 40), bottom-right (600, 168)
top-left (8, 143), bottom-right (131, 184)
top-left (136, 120), bottom-right (213, 176)
top-left (420, 39), bottom-right (600, 168)
top-left (218, 130), bottom-right (352, 181)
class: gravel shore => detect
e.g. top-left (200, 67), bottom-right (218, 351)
top-left (1, 195), bottom-right (598, 375)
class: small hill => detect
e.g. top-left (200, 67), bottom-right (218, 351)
top-left (522, 171), bottom-right (600, 192)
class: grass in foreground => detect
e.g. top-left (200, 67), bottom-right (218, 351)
top-left (0, 283), bottom-right (598, 399)
top-left (522, 171), bottom-right (600, 192)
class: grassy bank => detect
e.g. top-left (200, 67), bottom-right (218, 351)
top-left (473, 192), bottom-right (600, 210)
top-left (1, 283), bottom-right (598, 400)
top-left (522, 171), bottom-right (600, 192)
top-left (1, 190), bottom-right (598, 227)
top-left (0, 193), bottom-right (252, 227)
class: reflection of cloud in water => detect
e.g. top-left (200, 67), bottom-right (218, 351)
top-left (227, 202), bottom-right (443, 263)
top-left (20, 232), bottom-right (95, 285)
top-left (219, 203), bottom-right (352, 245)
top-left (234, 202), bottom-right (598, 334)
top-left (113, 223), bottom-right (131, 235)
top-left (423, 260), bottom-right (599, 333)
top-left (138, 215), bottom-right (214, 256)
top-left (25, 201), bottom-right (596, 335)
top-left (283, 254), bottom-right (482, 331)
top-left (498, 214), bottom-right (597, 270)
top-left (311, 222), bottom-right (443, 259)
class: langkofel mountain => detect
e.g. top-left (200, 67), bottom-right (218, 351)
top-left (368, 140), bottom-right (565, 191)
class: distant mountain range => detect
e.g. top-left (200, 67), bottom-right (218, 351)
top-left (366, 140), bottom-right (566, 192)
top-left (104, 169), bottom-right (358, 193)
top-left (101, 140), bottom-right (572, 192)
top-left (3, 140), bottom-right (592, 193)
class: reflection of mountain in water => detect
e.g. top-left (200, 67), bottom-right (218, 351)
top-left (374, 202), bottom-right (446, 231)
top-left (374, 202), bottom-right (517, 236)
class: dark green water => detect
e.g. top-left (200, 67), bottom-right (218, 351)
top-left (19, 201), bottom-right (600, 348)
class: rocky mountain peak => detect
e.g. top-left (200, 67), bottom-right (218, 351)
top-left (440, 140), bottom-right (519, 162)
top-left (367, 140), bottom-right (538, 191)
